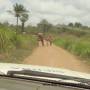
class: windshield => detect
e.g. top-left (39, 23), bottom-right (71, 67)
top-left (0, 0), bottom-right (90, 89)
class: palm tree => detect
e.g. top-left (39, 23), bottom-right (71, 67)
top-left (20, 13), bottom-right (29, 32)
top-left (8, 3), bottom-right (27, 32)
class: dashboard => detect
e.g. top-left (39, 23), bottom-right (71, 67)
top-left (0, 77), bottom-right (85, 90)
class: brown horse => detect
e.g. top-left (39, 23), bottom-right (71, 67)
top-left (45, 35), bottom-right (53, 46)
top-left (37, 33), bottom-right (44, 46)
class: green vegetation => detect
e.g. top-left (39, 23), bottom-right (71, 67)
top-left (4, 35), bottom-right (37, 63)
top-left (0, 3), bottom-right (38, 63)
top-left (0, 26), bottom-right (37, 63)
top-left (54, 34), bottom-right (90, 61)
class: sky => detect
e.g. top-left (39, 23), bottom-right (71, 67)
top-left (0, 0), bottom-right (90, 26)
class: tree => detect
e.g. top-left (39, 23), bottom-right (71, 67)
top-left (20, 13), bottom-right (29, 32)
top-left (74, 22), bottom-right (82, 28)
top-left (37, 19), bottom-right (51, 33)
top-left (68, 23), bottom-right (73, 27)
top-left (8, 3), bottom-right (27, 32)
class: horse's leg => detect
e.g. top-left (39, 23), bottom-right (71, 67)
top-left (47, 41), bottom-right (49, 46)
top-left (49, 40), bottom-right (52, 46)
top-left (41, 40), bottom-right (44, 46)
top-left (45, 39), bottom-right (48, 46)
top-left (37, 40), bottom-right (40, 46)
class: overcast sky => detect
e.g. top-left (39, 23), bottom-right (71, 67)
top-left (0, 0), bottom-right (90, 26)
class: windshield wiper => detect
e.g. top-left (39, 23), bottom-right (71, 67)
top-left (6, 69), bottom-right (90, 89)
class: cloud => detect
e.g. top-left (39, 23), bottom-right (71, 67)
top-left (0, 0), bottom-right (90, 26)
top-left (0, 0), bottom-right (15, 23)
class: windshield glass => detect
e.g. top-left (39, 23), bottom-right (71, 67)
top-left (0, 0), bottom-right (90, 89)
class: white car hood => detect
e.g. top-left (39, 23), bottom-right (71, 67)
top-left (0, 63), bottom-right (90, 80)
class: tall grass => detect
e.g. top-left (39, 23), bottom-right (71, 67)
top-left (6, 35), bottom-right (38, 63)
top-left (0, 27), bottom-right (38, 63)
top-left (0, 28), bottom-right (15, 53)
top-left (54, 36), bottom-right (90, 59)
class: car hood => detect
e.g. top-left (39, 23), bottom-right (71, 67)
top-left (0, 63), bottom-right (90, 80)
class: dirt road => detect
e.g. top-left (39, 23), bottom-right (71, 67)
top-left (23, 44), bottom-right (90, 73)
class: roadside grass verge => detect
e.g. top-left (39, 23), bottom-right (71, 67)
top-left (54, 36), bottom-right (90, 63)
top-left (2, 35), bottom-right (38, 63)
top-left (0, 27), bottom-right (38, 63)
